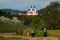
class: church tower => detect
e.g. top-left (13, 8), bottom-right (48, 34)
top-left (30, 5), bottom-right (33, 11)
top-left (33, 5), bottom-right (36, 13)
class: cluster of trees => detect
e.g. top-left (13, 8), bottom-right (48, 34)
top-left (0, 16), bottom-right (22, 24)
top-left (23, 16), bottom-right (46, 30)
top-left (39, 1), bottom-right (60, 29)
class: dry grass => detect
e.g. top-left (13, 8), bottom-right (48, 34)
top-left (47, 30), bottom-right (60, 37)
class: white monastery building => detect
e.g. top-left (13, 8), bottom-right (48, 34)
top-left (18, 6), bottom-right (38, 16)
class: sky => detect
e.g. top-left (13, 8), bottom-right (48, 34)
top-left (0, 0), bottom-right (60, 11)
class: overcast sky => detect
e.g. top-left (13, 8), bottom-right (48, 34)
top-left (0, 0), bottom-right (60, 11)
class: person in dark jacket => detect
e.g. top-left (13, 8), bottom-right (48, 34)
top-left (31, 30), bottom-right (35, 37)
top-left (44, 28), bottom-right (47, 37)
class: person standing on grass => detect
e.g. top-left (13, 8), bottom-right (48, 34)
top-left (44, 28), bottom-right (47, 37)
top-left (31, 30), bottom-right (35, 37)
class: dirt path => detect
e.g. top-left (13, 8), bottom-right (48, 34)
top-left (23, 37), bottom-right (58, 40)
top-left (0, 33), bottom-right (58, 40)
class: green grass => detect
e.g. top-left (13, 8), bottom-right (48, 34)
top-left (34, 30), bottom-right (60, 37)
top-left (0, 37), bottom-right (22, 40)
top-left (0, 24), bottom-right (23, 32)
top-left (34, 30), bottom-right (60, 40)
top-left (34, 30), bottom-right (44, 37)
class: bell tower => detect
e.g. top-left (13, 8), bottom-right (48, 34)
top-left (34, 5), bottom-right (35, 8)
top-left (33, 5), bottom-right (36, 13)
top-left (30, 5), bottom-right (33, 11)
